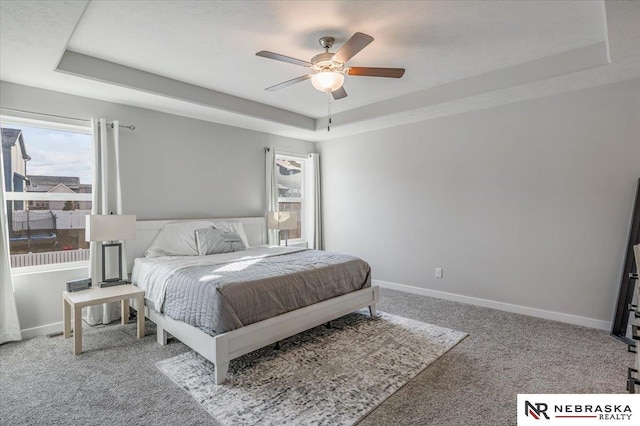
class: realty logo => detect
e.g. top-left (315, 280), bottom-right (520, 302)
top-left (525, 401), bottom-right (550, 420)
top-left (518, 394), bottom-right (639, 424)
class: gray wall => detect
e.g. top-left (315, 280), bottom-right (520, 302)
top-left (0, 81), bottom-right (315, 220)
top-left (3, 78), bottom-right (639, 333)
top-left (0, 81), bottom-right (315, 336)
top-left (318, 79), bottom-right (640, 325)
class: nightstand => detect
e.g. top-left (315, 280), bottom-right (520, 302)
top-left (62, 284), bottom-right (145, 354)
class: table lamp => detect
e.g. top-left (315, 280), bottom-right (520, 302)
top-left (85, 214), bottom-right (136, 287)
top-left (267, 211), bottom-right (298, 246)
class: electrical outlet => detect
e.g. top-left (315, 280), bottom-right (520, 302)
top-left (435, 267), bottom-right (443, 278)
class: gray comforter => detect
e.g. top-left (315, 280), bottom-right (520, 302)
top-left (140, 249), bottom-right (371, 336)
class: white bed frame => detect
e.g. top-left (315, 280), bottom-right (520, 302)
top-left (126, 217), bottom-right (379, 384)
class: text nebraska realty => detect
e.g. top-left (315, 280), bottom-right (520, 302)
top-left (526, 401), bottom-right (633, 420)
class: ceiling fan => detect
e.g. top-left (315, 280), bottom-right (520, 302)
top-left (256, 32), bottom-right (405, 100)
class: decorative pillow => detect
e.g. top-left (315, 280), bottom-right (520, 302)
top-left (212, 221), bottom-right (250, 248)
top-left (195, 227), bottom-right (246, 255)
top-left (145, 221), bottom-right (215, 257)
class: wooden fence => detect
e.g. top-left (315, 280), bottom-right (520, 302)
top-left (10, 248), bottom-right (90, 268)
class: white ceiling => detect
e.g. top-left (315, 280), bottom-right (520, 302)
top-left (1, 1), bottom-right (639, 142)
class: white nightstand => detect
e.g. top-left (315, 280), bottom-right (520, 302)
top-left (62, 284), bottom-right (145, 354)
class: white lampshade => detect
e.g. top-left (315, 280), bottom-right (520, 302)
top-left (85, 215), bottom-right (136, 242)
top-left (311, 71), bottom-right (344, 93)
top-left (267, 211), bottom-right (298, 231)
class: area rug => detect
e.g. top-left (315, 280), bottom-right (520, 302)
top-left (156, 311), bottom-right (467, 426)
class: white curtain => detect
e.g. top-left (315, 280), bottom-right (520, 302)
top-left (307, 153), bottom-right (323, 250)
top-left (265, 147), bottom-right (279, 245)
top-left (0, 156), bottom-right (22, 344)
top-left (87, 119), bottom-right (125, 325)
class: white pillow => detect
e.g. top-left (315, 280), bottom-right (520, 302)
top-left (145, 221), bottom-right (215, 257)
top-left (212, 221), bottom-right (250, 248)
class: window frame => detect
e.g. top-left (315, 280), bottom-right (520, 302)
top-left (1, 115), bottom-right (93, 272)
top-left (276, 153), bottom-right (306, 245)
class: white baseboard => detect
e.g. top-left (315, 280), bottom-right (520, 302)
top-left (374, 280), bottom-right (613, 331)
top-left (17, 282), bottom-right (622, 338)
top-left (21, 322), bottom-right (63, 339)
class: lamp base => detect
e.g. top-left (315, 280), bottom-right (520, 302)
top-left (98, 280), bottom-right (130, 288)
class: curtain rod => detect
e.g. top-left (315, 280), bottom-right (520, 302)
top-left (0, 107), bottom-right (135, 130)
top-left (264, 147), bottom-right (314, 158)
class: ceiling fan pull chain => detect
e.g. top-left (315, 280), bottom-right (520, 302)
top-left (327, 93), bottom-right (332, 132)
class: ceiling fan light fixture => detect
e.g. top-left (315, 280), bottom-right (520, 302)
top-left (257, 32), bottom-right (405, 100)
top-left (311, 71), bottom-right (344, 93)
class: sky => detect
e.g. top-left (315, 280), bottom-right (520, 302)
top-left (7, 125), bottom-right (93, 185)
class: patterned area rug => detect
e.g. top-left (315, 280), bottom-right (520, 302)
top-left (156, 311), bottom-right (467, 426)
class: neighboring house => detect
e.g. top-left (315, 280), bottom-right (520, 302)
top-left (27, 175), bottom-right (80, 192)
top-left (45, 183), bottom-right (76, 210)
top-left (1, 127), bottom-right (31, 210)
top-left (78, 183), bottom-right (92, 210)
top-left (26, 175), bottom-right (92, 210)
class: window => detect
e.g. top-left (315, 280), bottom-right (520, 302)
top-left (276, 155), bottom-right (305, 243)
top-left (1, 117), bottom-right (93, 268)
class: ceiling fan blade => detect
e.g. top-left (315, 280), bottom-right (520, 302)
top-left (346, 67), bottom-right (405, 78)
top-left (256, 51), bottom-right (312, 67)
top-left (332, 32), bottom-right (374, 64)
top-left (332, 86), bottom-right (347, 100)
top-left (265, 75), bottom-right (311, 91)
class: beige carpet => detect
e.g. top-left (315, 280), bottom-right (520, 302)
top-left (0, 288), bottom-right (631, 425)
top-left (156, 311), bottom-right (467, 426)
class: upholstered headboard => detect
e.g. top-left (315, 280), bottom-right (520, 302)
top-left (125, 217), bottom-right (266, 272)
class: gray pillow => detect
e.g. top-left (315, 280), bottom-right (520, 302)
top-left (195, 227), bottom-right (246, 255)
top-left (144, 220), bottom-right (215, 257)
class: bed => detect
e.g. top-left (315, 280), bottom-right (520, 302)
top-left (126, 217), bottom-right (378, 384)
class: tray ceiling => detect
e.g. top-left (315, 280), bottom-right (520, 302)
top-left (1, 1), bottom-right (639, 141)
